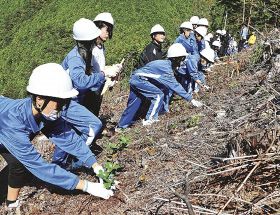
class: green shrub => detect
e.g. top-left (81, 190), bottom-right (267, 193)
top-left (0, 0), bottom-right (217, 98)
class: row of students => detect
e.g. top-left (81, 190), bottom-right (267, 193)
top-left (117, 16), bottom-right (215, 129)
top-left (1, 13), bottom-right (217, 212)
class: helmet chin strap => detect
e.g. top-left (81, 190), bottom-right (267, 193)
top-left (98, 36), bottom-right (106, 43)
top-left (32, 96), bottom-right (50, 113)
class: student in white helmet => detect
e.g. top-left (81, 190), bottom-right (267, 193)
top-left (197, 18), bottom-right (209, 29)
top-left (117, 43), bottom-right (202, 129)
top-left (190, 16), bottom-right (200, 29)
top-left (0, 63), bottom-right (113, 213)
top-left (83, 12), bottom-right (121, 116)
top-left (175, 21), bottom-right (195, 54)
top-left (62, 18), bottom-right (117, 104)
top-left (137, 24), bottom-right (166, 68)
top-left (54, 18), bottom-right (119, 169)
top-left (192, 26), bottom-right (208, 61)
top-left (195, 26), bottom-right (207, 52)
top-left (213, 29), bottom-right (222, 42)
top-left (134, 24), bottom-right (167, 120)
top-left (178, 48), bottom-right (215, 94)
top-left (211, 40), bottom-right (222, 61)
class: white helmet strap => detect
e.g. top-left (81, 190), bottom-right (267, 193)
top-left (32, 95), bottom-right (50, 113)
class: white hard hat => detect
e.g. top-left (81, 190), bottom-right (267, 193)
top-left (216, 29), bottom-right (222, 35)
top-left (167, 43), bottom-right (188, 58)
top-left (73, 18), bottom-right (101, 41)
top-left (150, 24), bottom-right (165, 35)
top-left (180, 21), bottom-right (193, 30)
top-left (200, 48), bottom-right (215, 63)
top-left (94, 12), bottom-right (114, 25)
top-left (221, 29), bottom-right (226, 35)
top-left (195, 26), bottom-right (207, 38)
top-left (207, 33), bottom-right (213, 39)
top-left (190, 16), bottom-right (200, 25)
top-left (27, 63), bottom-right (78, 98)
top-left (212, 40), bottom-right (221, 47)
top-left (204, 35), bottom-right (211, 42)
top-left (198, 18), bottom-right (209, 27)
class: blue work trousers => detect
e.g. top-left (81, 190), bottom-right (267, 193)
top-left (118, 75), bottom-right (164, 128)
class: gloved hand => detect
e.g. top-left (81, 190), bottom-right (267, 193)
top-left (114, 63), bottom-right (123, 73)
top-left (203, 85), bottom-right (210, 90)
top-left (93, 164), bottom-right (105, 184)
top-left (103, 66), bottom-right (118, 78)
top-left (204, 68), bottom-right (212, 73)
top-left (83, 180), bottom-right (114, 199)
top-left (105, 77), bottom-right (117, 88)
top-left (191, 99), bottom-right (203, 108)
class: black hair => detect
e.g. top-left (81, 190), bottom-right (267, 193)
top-left (76, 40), bottom-right (94, 75)
top-left (30, 94), bottom-right (70, 112)
top-left (179, 28), bottom-right (185, 34)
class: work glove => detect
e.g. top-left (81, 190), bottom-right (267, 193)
top-left (83, 180), bottom-right (114, 199)
top-left (103, 66), bottom-right (118, 78)
top-left (105, 77), bottom-right (117, 88)
top-left (114, 63), bottom-right (123, 73)
top-left (203, 85), bottom-right (210, 90)
top-left (191, 99), bottom-right (203, 108)
top-left (93, 164), bottom-right (105, 184)
top-left (101, 77), bottom-right (117, 95)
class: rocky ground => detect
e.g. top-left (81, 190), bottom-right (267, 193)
top-left (0, 29), bottom-right (279, 215)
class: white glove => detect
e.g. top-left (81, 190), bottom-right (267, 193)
top-left (93, 164), bottom-right (105, 184)
top-left (203, 85), bottom-right (210, 90)
top-left (114, 63), bottom-right (123, 73)
top-left (103, 66), bottom-right (118, 78)
top-left (191, 99), bottom-right (203, 108)
top-left (83, 180), bottom-right (114, 199)
top-left (105, 77), bottom-right (117, 88)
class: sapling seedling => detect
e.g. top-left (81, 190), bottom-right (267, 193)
top-left (97, 161), bottom-right (122, 189)
top-left (106, 135), bottom-right (131, 155)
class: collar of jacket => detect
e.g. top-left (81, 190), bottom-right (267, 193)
top-left (151, 41), bottom-right (162, 50)
top-left (26, 97), bottom-right (42, 133)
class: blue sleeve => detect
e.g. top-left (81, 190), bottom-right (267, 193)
top-left (67, 56), bottom-right (105, 90)
top-left (42, 118), bottom-right (97, 167)
top-left (0, 131), bottom-right (79, 190)
top-left (174, 36), bottom-right (181, 44)
top-left (187, 58), bottom-right (199, 81)
top-left (160, 74), bottom-right (192, 101)
top-left (178, 60), bottom-right (187, 75)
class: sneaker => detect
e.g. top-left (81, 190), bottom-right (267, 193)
top-left (5, 200), bottom-right (20, 215)
top-left (142, 119), bottom-right (159, 126)
top-left (114, 127), bottom-right (128, 133)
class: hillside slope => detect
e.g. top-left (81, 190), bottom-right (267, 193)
top-left (0, 35), bottom-right (279, 214)
top-left (0, 0), bottom-right (217, 98)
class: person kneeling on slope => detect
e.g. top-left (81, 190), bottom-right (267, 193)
top-left (0, 63), bottom-right (113, 212)
top-left (116, 43), bottom-right (203, 129)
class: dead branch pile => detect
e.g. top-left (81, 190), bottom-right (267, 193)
top-left (153, 32), bottom-right (280, 215)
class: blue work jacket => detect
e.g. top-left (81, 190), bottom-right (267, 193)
top-left (0, 97), bottom-right (97, 190)
top-left (132, 60), bottom-right (192, 101)
top-left (62, 46), bottom-right (105, 93)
